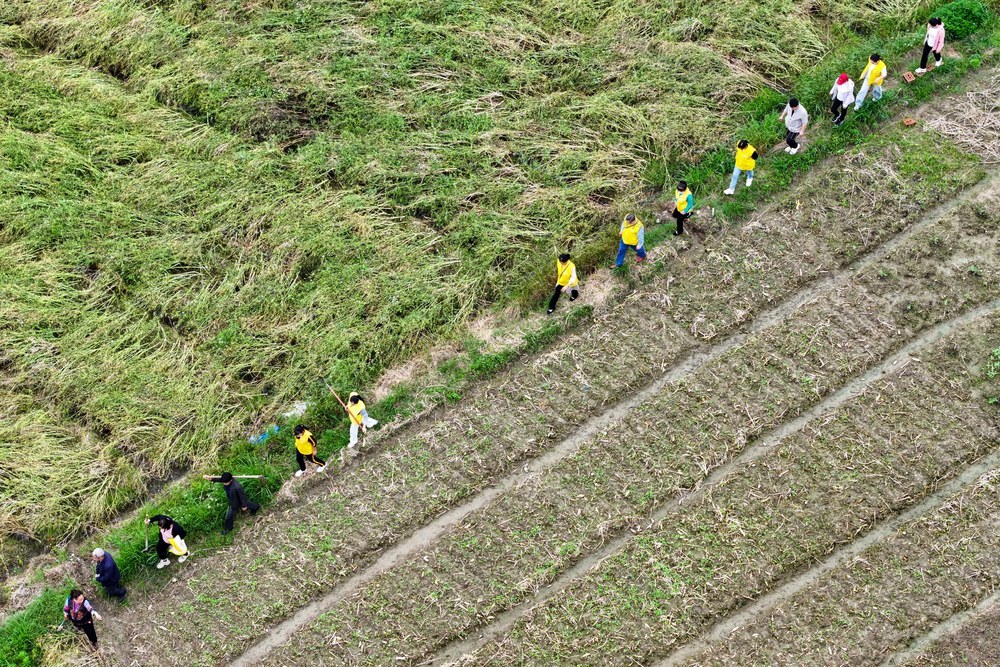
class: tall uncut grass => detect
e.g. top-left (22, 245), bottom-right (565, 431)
top-left (0, 0), bottom-right (975, 553)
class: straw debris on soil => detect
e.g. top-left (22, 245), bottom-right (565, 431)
top-left (96, 124), bottom-right (985, 665)
top-left (461, 310), bottom-right (1000, 666)
top-left (259, 158), bottom-right (1000, 667)
top-left (684, 469), bottom-right (1000, 667)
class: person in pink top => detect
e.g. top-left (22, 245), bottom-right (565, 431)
top-left (917, 17), bottom-right (945, 73)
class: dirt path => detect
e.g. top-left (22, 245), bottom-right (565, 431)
top-left (659, 450), bottom-right (1000, 667)
top-left (232, 167), bottom-right (998, 665)
top-left (881, 590), bottom-right (1000, 667)
top-left (433, 297), bottom-right (1000, 667)
top-left (103, 81), bottom-right (988, 667)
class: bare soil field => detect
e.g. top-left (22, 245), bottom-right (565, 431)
top-left (893, 594), bottom-right (1000, 666)
top-left (455, 301), bottom-right (1000, 667)
top-left (673, 466), bottom-right (1000, 667)
top-left (258, 162), bottom-right (1000, 666)
top-left (82, 82), bottom-right (999, 665)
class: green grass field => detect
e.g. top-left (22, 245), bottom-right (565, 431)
top-left (0, 0), bottom-right (987, 562)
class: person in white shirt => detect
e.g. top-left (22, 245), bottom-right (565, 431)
top-left (917, 18), bottom-right (945, 73)
top-left (829, 73), bottom-right (855, 126)
top-left (778, 98), bottom-right (809, 155)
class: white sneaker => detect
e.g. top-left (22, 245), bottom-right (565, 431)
top-left (915, 67), bottom-right (927, 74)
top-left (294, 470), bottom-right (304, 478)
top-left (746, 178), bottom-right (753, 187)
top-left (935, 58), bottom-right (943, 67)
top-left (177, 554), bottom-right (188, 563)
top-left (156, 559), bottom-right (170, 569)
top-left (723, 188), bottom-right (734, 195)
top-left (788, 147), bottom-right (799, 155)
top-left (316, 466), bottom-right (325, 473)
top-left (784, 146), bottom-right (792, 153)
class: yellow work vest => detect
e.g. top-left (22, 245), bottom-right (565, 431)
top-left (620, 219), bottom-right (643, 246)
top-left (347, 396), bottom-right (365, 426)
top-left (735, 144), bottom-right (756, 171)
top-left (556, 260), bottom-right (577, 288)
top-left (675, 188), bottom-right (692, 214)
top-left (862, 60), bottom-right (886, 85)
top-left (295, 430), bottom-right (315, 455)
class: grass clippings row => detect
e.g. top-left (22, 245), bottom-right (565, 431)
top-left (0, 4), bottom-right (993, 552)
top-left (258, 162), bottom-right (1000, 666)
top-left (460, 307), bottom-right (1000, 667)
top-left (98, 126), bottom-right (983, 666)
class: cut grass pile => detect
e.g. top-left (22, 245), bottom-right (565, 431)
top-left (94, 123), bottom-right (984, 666)
top-left (260, 146), bottom-right (1000, 665)
top-left (0, 0), bottom-right (992, 553)
top-left (462, 308), bottom-right (1000, 666)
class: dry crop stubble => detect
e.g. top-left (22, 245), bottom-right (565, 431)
top-left (96, 127), bottom-right (984, 666)
top-left (892, 594), bottom-right (1000, 667)
top-left (679, 467), bottom-right (1000, 667)
top-left (459, 306), bottom-right (1000, 667)
top-left (255, 164), bottom-right (1000, 666)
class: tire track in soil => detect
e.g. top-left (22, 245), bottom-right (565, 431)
top-left (229, 169), bottom-right (1000, 667)
top-left (658, 451), bottom-right (1000, 667)
top-left (879, 590), bottom-right (1000, 667)
top-left (429, 298), bottom-right (1000, 667)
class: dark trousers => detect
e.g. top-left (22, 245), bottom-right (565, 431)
top-left (155, 538), bottom-right (187, 559)
top-left (672, 208), bottom-right (690, 234)
top-left (224, 501), bottom-right (260, 533)
top-left (548, 285), bottom-right (578, 311)
top-left (830, 99), bottom-right (849, 125)
top-left (921, 43), bottom-right (942, 68)
top-left (101, 581), bottom-right (127, 600)
top-left (785, 129), bottom-right (800, 148)
top-left (74, 621), bottom-right (98, 647)
top-left (296, 450), bottom-right (326, 471)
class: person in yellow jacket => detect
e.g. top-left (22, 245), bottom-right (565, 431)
top-left (615, 213), bottom-right (646, 267)
top-left (547, 253), bottom-right (579, 314)
top-left (855, 53), bottom-right (887, 111)
top-left (724, 140), bottom-right (758, 195)
top-left (293, 425), bottom-right (326, 477)
top-left (671, 180), bottom-right (694, 236)
top-left (347, 393), bottom-right (378, 449)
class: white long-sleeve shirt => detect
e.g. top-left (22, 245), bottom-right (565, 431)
top-left (830, 79), bottom-right (855, 105)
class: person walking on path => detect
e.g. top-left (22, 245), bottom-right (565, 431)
top-left (91, 548), bottom-right (126, 601)
top-left (547, 253), bottom-right (579, 314)
top-left (672, 181), bottom-right (694, 235)
top-left (779, 98), bottom-right (809, 155)
top-left (829, 73), bottom-right (855, 126)
top-left (724, 140), bottom-right (757, 195)
top-left (292, 425), bottom-right (326, 477)
top-left (917, 18), bottom-right (945, 73)
top-left (145, 514), bottom-right (189, 569)
top-left (855, 53), bottom-right (887, 111)
top-left (63, 589), bottom-right (102, 651)
top-left (347, 393), bottom-right (378, 450)
top-left (614, 213), bottom-right (646, 267)
top-left (206, 472), bottom-right (260, 534)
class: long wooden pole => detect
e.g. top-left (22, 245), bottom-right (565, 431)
top-left (202, 475), bottom-right (266, 480)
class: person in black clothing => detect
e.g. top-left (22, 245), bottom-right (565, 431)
top-left (91, 548), bottom-right (127, 600)
top-left (145, 514), bottom-right (189, 569)
top-left (63, 589), bottom-right (102, 651)
top-left (205, 472), bottom-right (260, 534)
